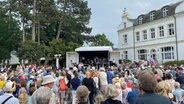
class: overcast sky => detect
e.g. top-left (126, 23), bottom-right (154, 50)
top-left (87, 0), bottom-right (180, 47)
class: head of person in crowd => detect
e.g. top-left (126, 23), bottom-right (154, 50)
top-left (20, 79), bottom-right (27, 88)
top-left (165, 73), bottom-right (173, 80)
top-left (132, 81), bottom-right (139, 89)
top-left (90, 71), bottom-right (97, 78)
top-left (85, 71), bottom-right (91, 78)
top-left (3, 81), bottom-right (16, 93)
top-left (174, 82), bottom-right (181, 89)
top-left (138, 71), bottom-right (157, 94)
top-left (156, 81), bottom-right (173, 99)
top-left (99, 67), bottom-right (105, 72)
top-left (42, 75), bottom-right (54, 89)
top-left (29, 87), bottom-right (36, 96)
top-left (95, 93), bottom-right (105, 104)
top-left (0, 75), bottom-right (5, 91)
top-left (60, 71), bottom-right (66, 77)
top-left (73, 70), bottom-right (78, 77)
top-left (76, 85), bottom-right (90, 104)
top-left (104, 84), bottom-right (119, 99)
top-left (31, 86), bottom-right (52, 104)
top-left (178, 67), bottom-right (183, 74)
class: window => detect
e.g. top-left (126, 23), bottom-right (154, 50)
top-left (138, 49), bottom-right (148, 60)
top-left (123, 34), bottom-right (127, 43)
top-left (150, 28), bottom-right (155, 39)
top-left (163, 7), bottom-right (168, 17)
top-left (143, 30), bottom-right (147, 40)
top-left (159, 26), bottom-right (164, 37)
top-left (136, 32), bottom-right (140, 42)
top-left (150, 12), bottom-right (155, 21)
top-left (123, 51), bottom-right (128, 59)
top-left (124, 22), bottom-right (127, 28)
top-left (161, 47), bottom-right (174, 60)
top-left (139, 16), bottom-right (143, 24)
top-left (168, 23), bottom-right (174, 35)
top-left (150, 49), bottom-right (156, 59)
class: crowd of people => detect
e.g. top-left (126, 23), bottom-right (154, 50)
top-left (0, 60), bottom-right (184, 104)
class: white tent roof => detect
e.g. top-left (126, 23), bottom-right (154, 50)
top-left (75, 46), bottom-right (113, 52)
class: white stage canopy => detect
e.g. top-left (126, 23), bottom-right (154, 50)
top-left (75, 46), bottom-right (113, 52)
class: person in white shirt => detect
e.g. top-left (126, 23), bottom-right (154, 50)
top-left (0, 81), bottom-right (19, 104)
top-left (98, 67), bottom-right (108, 94)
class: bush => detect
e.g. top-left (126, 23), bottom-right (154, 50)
top-left (123, 59), bottom-right (132, 64)
top-left (163, 60), bottom-right (184, 66)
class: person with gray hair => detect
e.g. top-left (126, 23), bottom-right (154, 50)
top-left (172, 82), bottom-right (184, 103)
top-left (101, 84), bottom-right (122, 104)
top-left (31, 86), bottom-right (52, 104)
top-left (32, 75), bottom-right (57, 104)
top-left (136, 71), bottom-right (172, 104)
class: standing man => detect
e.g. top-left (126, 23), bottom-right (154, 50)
top-left (32, 75), bottom-right (57, 104)
top-left (0, 81), bottom-right (19, 104)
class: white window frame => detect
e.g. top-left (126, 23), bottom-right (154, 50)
top-left (143, 30), bottom-right (147, 40)
top-left (139, 16), bottom-right (143, 24)
top-left (159, 26), bottom-right (164, 37)
top-left (163, 7), bottom-right (168, 17)
top-left (136, 32), bottom-right (140, 42)
top-left (138, 49), bottom-right (148, 60)
top-left (123, 34), bottom-right (127, 43)
top-left (150, 28), bottom-right (155, 39)
top-left (150, 12), bottom-right (155, 21)
top-left (161, 47), bottom-right (174, 60)
top-left (168, 23), bottom-right (174, 36)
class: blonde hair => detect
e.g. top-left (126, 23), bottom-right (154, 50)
top-left (18, 88), bottom-right (28, 104)
top-left (104, 84), bottom-right (119, 99)
top-left (156, 81), bottom-right (172, 98)
top-left (95, 94), bottom-right (104, 104)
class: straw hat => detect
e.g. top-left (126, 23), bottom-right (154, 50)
top-left (3, 81), bottom-right (16, 92)
top-left (42, 75), bottom-right (54, 85)
top-left (99, 67), bottom-right (105, 71)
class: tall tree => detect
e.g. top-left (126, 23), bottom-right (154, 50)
top-left (0, 6), bottom-right (21, 61)
top-left (90, 33), bottom-right (113, 46)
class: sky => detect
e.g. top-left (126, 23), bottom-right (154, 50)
top-left (87, 0), bottom-right (180, 48)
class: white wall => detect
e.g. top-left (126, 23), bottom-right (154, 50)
top-left (66, 52), bottom-right (79, 68)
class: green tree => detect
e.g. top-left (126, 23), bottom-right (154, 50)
top-left (90, 33), bottom-right (113, 46)
top-left (0, 6), bottom-right (21, 61)
top-left (43, 39), bottom-right (79, 65)
top-left (17, 40), bottom-right (44, 64)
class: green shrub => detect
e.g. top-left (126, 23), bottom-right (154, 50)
top-left (163, 60), bottom-right (184, 66)
top-left (123, 59), bottom-right (132, 64)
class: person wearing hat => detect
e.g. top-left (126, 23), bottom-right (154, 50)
top-left (0, 81), bottom-right (19, 104)
top-left (0, 75), bottom-right (5, 95)
top-left (98, 67), bottom-right (108, 94)
top-left (32, 75), bottom-right (58, 104)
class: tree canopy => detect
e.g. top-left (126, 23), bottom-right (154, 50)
top-left (0, 0), bottom-right (114, 65)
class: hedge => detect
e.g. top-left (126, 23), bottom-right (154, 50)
top-left (163, 60), bottom-right (184, 66)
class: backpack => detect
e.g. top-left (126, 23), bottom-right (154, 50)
top-left (59, 78), bottom-right (68, 91)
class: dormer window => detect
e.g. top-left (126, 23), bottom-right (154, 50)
top-left (150, 12), bottom-right (155, 21)
top-left (139, 16), bottom-right (143, 24)
top-left (163, 7), bottom-right (168, 17)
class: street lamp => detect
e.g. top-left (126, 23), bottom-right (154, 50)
top-left (54, 54), bottom-right (61, 69)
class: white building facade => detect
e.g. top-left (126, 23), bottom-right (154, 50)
top-left (118, 1), bottom-right (184, 64)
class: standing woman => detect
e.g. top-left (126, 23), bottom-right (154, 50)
top-left (82, 71), bottom-right (96, 104)
top-left (91, 71), bottom-right (99, 95)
